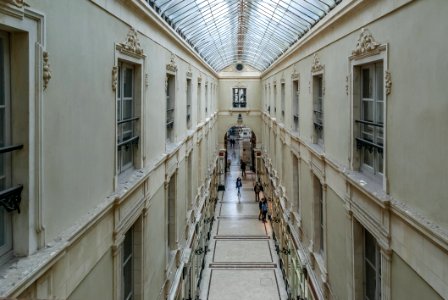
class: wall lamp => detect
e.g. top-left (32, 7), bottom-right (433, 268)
top-left (195, 247), bottom-right (209, 255)
top-left (280, 248), bottom-right (291, 255)
top-left (204, 216), bottom-right (214, 224)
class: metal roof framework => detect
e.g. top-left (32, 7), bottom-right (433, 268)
top-left (145, 0), bottom-right (340, 71)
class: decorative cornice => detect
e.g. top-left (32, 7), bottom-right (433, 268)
top-left (43, 51), bottom-right (52, 90)
top-left (352, 28), bottom-right (380, 57)
top-left (311, 53), bottom-right (324, 73)
top-left (166, 53), bottom-right (178, 73)
top-left (112, 66), bottom-right (118, 92)
top-left (385, 70), bottom-right (392, 95)
top-left (118, 27), bottom-right (144, 57)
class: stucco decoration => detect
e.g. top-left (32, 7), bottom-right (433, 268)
top-left (166, 53), bottom-right (178, 73)
top-left (118, 27), bottom-right (143, 57)
top-left (112, 66), bottom-right (118, 91)
top-left (1, 0), bottom-right (28, 8)
top-left (145, 73), bottom-right (149, 87)
top-left (311, 53), bottom-right (324, 73)
top-left (280, 72), bottom-right (285, 84)
top-left (345, 75), bottom-right (350, 95)
top-left (43, 51), bottom-right (52, 90)
top-left (291, 65), bottom-right (299, 80)
top-left (198, 76), bottom-right (202, 83)
top-left (385, 70), bottom-right (392, 95)
top-left (352, 28), bottom-right (380, 57)
top-left (186, 64), bottom-right (192, 78)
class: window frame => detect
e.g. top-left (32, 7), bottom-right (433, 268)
top-left (166, 73), bottom-right (176, 143)
top-left (0, 30), bottom-right (13, 260)
top-left (312, 74), bottom-right (324, 146)
top-left (117, 62), bottom-right (139, 174)
top-left (363, 229), bottom-right (382, 300)
top-left (349, 39), bottom-right (388, 191)
top-left (186, 77), bottom-right (192, 130)
top-left (232, 87), bottom-right (247, 108)
top-left (292, 77), bottom-right (300, 132)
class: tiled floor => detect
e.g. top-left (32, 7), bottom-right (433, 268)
top-left (199, 142), bottom-right (288, 300)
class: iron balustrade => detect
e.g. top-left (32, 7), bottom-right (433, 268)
top-left (355, 119), bottom-right (384, 153)
top-left (0, 143), bottom-right (24, 213)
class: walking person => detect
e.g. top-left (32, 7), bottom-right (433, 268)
top-left (258, 191), bottom-right (265, 220)
top-left (254, 181), bottom-right (261, 202)
top-left (261, 197), bottom-right (268, 223)
top-left (240, 160), bottom-right (246, 177)
top-left (236, 177), bottom-right (242, 198)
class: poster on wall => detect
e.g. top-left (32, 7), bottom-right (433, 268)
top-left (232, 88), bottom-right (247, 108)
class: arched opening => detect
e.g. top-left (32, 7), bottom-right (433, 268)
top-left (224, 125), bottom-right (257, 176)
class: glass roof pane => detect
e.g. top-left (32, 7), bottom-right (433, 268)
top-left (145, 0), bottom-right (339, 71)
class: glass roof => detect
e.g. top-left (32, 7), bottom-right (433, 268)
top-left (146, 0), bottom-right (341, 72)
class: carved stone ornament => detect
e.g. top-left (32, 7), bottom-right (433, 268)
top-left (145, 73), bottom-right (149, 87)
top-left (345, 75), bottom-right (350, 95)
top-left (166, 53), bottom-right (178, 73)
top-left (186, 64), bottom-right (192, 78)
top-left (352, 28), bottom-right (380, 57)
top-left (311, 53), bottom-right (324, 73)
top-left (1, 0), bottom-right (28, 8)
top-left (385, 70), bottom-right (392, 95)
top-left (112, 66), bottom-right (118, 91)
top-left (291, 68), bottom-right (299, 80)
top-left (43, 51), bottom-right (52, 90)
top-left (198, 76), bottom-right (202, 83)
top-left (118, 27), bottom-right (144, 57)
top-left (280, 72), bottom-right (285, 84)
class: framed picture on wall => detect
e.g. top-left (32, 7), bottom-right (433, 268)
top-left (232, 88), bottom-right (247, 108)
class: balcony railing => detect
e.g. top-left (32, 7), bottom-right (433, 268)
top-left (0, 143), bottom-right (24, 213)
top-left (0, 185), bottom-right (23, 213)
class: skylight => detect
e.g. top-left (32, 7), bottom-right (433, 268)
top-left (145, 0), bottom-right (340, 72)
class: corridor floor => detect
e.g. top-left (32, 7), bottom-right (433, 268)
top-left (199, 144), bottom-right (288, 300)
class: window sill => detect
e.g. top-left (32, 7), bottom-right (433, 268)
top-left (116, 167), bottom-right (146, 198)
top-left (345, 170), bottom-right (388, 204)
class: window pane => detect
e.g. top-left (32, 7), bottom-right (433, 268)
top-left (363, 148), bottom-right (373, 167)
top-left (0, 39), bottom-right (4, 106)
top-left (0, 208), bottom-right (5, 246)
top-left (123, 99), bottom-right (133, 120)
top-left (124, 68), bottom-right (133, 98)
top-left (365, 263), bottom-right (376, 300)
top-left (376, 101), bottom-right (383, 124)
top-left (365, 231), bottom-right (376, 263)
top-left (123, 259), bottom-right (133, 300)
top-left (377, 150), bottom-right (384, 174)
top-left (362, 100), bottom-right (374, 122)
top-left (376, 63), bottom-right (383, 101)
top-left (122, 145), bottom-right (132, 167)
top-left (362, 68), bottom-right (371, 98)
top-left (117, 99), bottom-right (121, 121)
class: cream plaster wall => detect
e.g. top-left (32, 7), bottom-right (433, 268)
top-left (259, 0), bottom-right (448, 298)
top-left (391, 253), bottom-right (443, 300)
top-left (325, 188), bottom-right (348, 300)
top-left (67, 250), bottom-right (113, 300)
top-left (145, 186), bottom-right (166, 300)
top-left (1, 0), bottom-right (220, 299)
top-left (217, 78), bottom-right (261, 111)
top-left (216, 114), bottom-right (262, 149)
